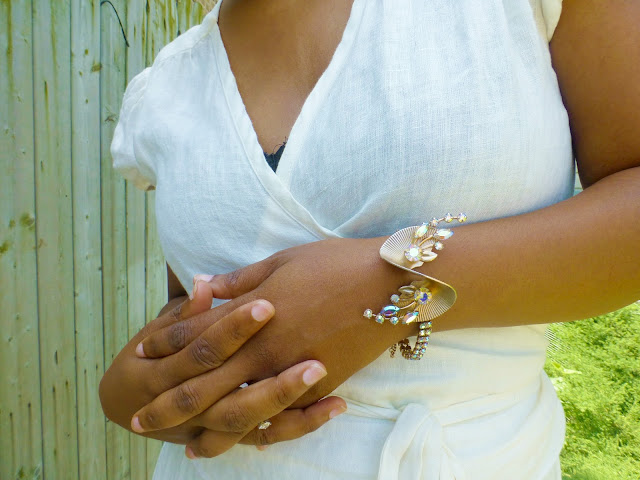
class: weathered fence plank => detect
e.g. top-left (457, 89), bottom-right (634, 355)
top-left (0, 0), bottom-right (43, 479)
top-left (124, 2), bottom-right (151, 479)
top-left (71, 0), bottom-right (106, 478)
top-left (32, 0), bottom-right (79, 477)
top-left (100, 0), bottom-right (132, 477)
top-left (71, 0), bottom-right (108, 479)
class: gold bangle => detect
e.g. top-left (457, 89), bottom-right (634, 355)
top-left (364, 213), bottom-right (467, 360)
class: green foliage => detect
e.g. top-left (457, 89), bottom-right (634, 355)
top-left (544, 303), bottom-right (640, 480)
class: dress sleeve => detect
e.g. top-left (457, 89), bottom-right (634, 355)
top-left (540, 0), bottom-right (563, 40)
top-left (529, 0), bottom-right (563, 42)
top-left (110, 67), bottom-right (157, 191)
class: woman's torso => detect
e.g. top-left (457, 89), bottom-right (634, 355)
top-left (117, 0), bottom-right (573, 477)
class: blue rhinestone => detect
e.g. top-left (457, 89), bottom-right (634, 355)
top-left (382, 305), bottom-right (400, 318)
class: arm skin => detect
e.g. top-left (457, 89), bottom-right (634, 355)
top-left (416, 0), bottom-right (640, 329)
top-left (102, 0), bottom-right (640, 455)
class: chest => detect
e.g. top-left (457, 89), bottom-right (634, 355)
top-left (218, 0), bottom-right (354, 153)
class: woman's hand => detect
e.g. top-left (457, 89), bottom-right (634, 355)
top-left (131, 237), bottom-right (419, 434)
top-left (180, 358), bottom-right (344, 458)
top-left (99, 280), bottom-right (346, 456)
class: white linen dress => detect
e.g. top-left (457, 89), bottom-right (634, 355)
top-left (112, 0), bottom-right (572, 478)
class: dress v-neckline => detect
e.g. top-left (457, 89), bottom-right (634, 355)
top-left (212, 0), bottom-right (364, 179)
top-left (210, 0), bottom-right (365, 238)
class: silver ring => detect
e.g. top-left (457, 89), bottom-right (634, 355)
top-left (258, 420), bottom-right (272, 430)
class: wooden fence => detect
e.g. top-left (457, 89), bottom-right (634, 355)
top-left (1, 1), bottom-right (204, 479)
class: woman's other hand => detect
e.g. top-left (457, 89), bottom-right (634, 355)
top-left (99, 280), bottom-right (346, 452)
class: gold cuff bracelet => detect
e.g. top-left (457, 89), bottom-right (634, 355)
top-left (364, 213), bottom-right (466, 360)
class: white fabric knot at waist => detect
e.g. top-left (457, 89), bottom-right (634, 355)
top-left (343, 380), bottom-right (542, 480)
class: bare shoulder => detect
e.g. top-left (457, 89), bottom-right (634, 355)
top-left (550, 0), bottom-right (640, 188)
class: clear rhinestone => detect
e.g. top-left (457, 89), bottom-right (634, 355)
top-left (375, 314), bottom-right (385, 324)
top-left (435, 229), bottom-right (453, 240)
top-left (426, 321), bottom-right (432, 328)
top-left (363, 309), bottom-right (373, 318)
top-left (402, 311), bottom-right (419, 324)
top-left (258, 420), bottom-right (272, 430)
top-left (458, 213), bottom-right (467, 223)
top-left (429, 218), bottom-right (439, 227)
top-left (390, 316), bottom-right (399, 325)
top-left (390, 294), bottom-right (400, 304)
top-left (445, 213), bottom-right (453, 223)
top-left (419, 323), bottom-right (427, 330)
top-left (434, 241), bottom-right (444, 251)
top-left (405, 245), bottom-right (422, 262)
top-left (415, 223), bottom-right (429, 238)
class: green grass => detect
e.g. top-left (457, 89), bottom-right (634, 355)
top-left (544, 302), bottom-right (640, 480)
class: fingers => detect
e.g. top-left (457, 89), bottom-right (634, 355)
top-left (195, 361), bottom-right (327, 432)
top-left (136, 254), bottom-right (282, 358)
top-left (183, 362), bottom-right (338, 458)
top-left (135, 278), bottom-right (216, 358)
top-left (207, 255), bottom-right (282, 299)
top-left (136, 295), bottom-right (259, 360)
top-left (186, 278), bottom-right (214, 313)
top-left (132, 360), bottom-right (325, 434)
top-left (130, 301), bottom-right (275, 432)
top-left (183, 397), bottom-right (347, 460)
top-left (240, 396), bottom-right (347, 449)
top-left (184, 430), bottom-right (244, 459)
top-left (155, 300), bottom-right (275, 386)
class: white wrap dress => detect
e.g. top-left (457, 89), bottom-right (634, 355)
top-left (112, 0), bottom-right (572, 478)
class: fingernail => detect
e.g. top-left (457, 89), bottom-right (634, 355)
top-left (193, 274), bottom-right (214, 283)
top-left (189, 281), bottom-right (200, 300)
top-left (329, 406), bottom-right (347, 419)
top-left (135, 342), bottom-right (146, 358)
top-left (256, 445), bottom-right (269, 451)
top-left (251, 303), bottom-right (273, 322)
top-left (185, 446), bottom-right (199, 459)
top-left (131, 416), bottom-right (144, 433)
top-left (302, 365), bottom-right (327, 386)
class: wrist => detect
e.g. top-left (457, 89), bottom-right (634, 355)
top-left (361, 216), bottom-right (463, 352)
top-left (362, 236), bottom-right (422, 343)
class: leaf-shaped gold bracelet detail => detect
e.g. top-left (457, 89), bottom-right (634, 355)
top-left (364, 213), bottom-right (467, 360)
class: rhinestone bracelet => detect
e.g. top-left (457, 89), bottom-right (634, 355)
top-left (364, 213), bottom-right (466, 360)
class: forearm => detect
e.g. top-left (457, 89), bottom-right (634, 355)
top-left (392, 166), bottom-right (640, 331)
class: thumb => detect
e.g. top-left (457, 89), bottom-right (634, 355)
top-left (204, 256), bottom-right (281, 299)
top-left (180, 277), bottom-right (214, 319)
